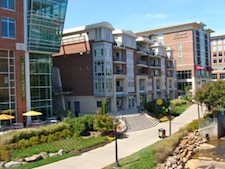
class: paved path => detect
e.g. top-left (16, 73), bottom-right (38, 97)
top-left (35, 104), bottom-right (200, 169)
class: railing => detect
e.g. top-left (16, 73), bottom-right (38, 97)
top-left (116, 86), bottom-right (123, 92)
top-left (137, 60), bottom-right (148, 65)
top-left (198, 117), bottom-right (217, 129)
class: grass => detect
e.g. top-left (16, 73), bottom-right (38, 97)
top-left (11, 136), bottom-right (107, 160)
top-left (103, 128), bottom-right (189, 169)
top-left (11, 153), bottom-right (75, 169)
top-left (173, 103), bottom-right (192, 115)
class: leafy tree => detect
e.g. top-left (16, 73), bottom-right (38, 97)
top-left (194, 80), bottom-right (225, 111)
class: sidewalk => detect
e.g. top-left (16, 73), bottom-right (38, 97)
top-left (35, 104), bottom-right (200, 169)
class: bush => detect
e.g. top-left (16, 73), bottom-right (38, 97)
top-left (186, 118), bottom-right (204, 132)
top-left (93, 114), bottom-right (113, 134)
top-left (18, 139), bottom-right (30, 148)
top-left (0, 146), bottom-right (10, 162)
top-left (144, 99), bottom-right (170, 117)
top-left (29, 136), bottom-right (39, 146)
top-left (79, 115), bottom-right (94, 131)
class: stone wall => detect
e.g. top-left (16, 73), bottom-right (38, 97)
top-left (159, 131), bottom-right (207, 169)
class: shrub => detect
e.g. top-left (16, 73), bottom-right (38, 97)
top-left (40, 135), bottom-right (48, 143)
top-left (18, 139), bottom-right (30, 148)
top-left (144, 99), bottom-right (170, 117)
top-left (0, 146), bottom-right (10, 162)
top-left (71, 119), bottom-right (86, 137)
top-left (93, 114), bottom-right (113, 134)
top-left (186, 118), bottom-right (204, 132)
top-left (79, 114), bottom-right (94, 131)
top-left (29, 136), bottom-right (39, 146)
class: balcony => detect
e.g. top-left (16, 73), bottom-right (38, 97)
top-left (149, 63), bottom-right (161, 69)
top-left (139, 86), bottom-right (145, 91)
top-left (116, 86), bottom-right (123, 92)
top-left (137, 60), bottom-right (148, 67)
top-left (114, 70), bottom-right (125, 75)
top-left (113, 42), bottom-right (126, 49)
top-left (113, 56), bottom-right (126, 64)
top-left (136, 47), bottom-right (148, 56)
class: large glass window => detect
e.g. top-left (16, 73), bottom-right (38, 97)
top-left (1, 17), bottom-right (15, 38)
top-left (27, 0), bottom-right (68, 53)
top-left (1, 0), bottom-right (15, 10)
top-left (177, 70), bottom-right (192, 79)
top-left (0, 50), bottom-right (15, 112)
top-left (30, 53), bottom-right (52, 118)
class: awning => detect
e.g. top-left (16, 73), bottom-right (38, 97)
top-left (195, 65), bottom-right (204, 70)
top-left (206, 66), bottom-right (213, 71)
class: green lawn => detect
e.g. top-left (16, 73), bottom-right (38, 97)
top-left (103, 128), bottom-right (188, 169)
top-left (11, 136), bottom-right (107, 160)
top-left (4, 136), bottom-right (107, 169)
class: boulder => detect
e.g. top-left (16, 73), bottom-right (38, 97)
top-left (49, 152), bottom-right (59, 157)
top-left (58, 149), bottom-right (64, 155)
top-left (24, 154), bottom-right (43, 162)
top-left (4, 161), bottom-right (22, 168)
top-left (39, 152), bottom-right (49, 159)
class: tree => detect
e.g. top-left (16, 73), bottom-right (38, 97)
top-left (101, 97), bottom-right (108, 115)
top-left (194, 80), bottom-right (225, 111)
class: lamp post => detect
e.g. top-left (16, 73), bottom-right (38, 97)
top-left (168, 106), bottom-right (171, 136)
top-left (113, 119), bottom-right (120, 168)
top-left (197, 102), bottom-right (200, 119)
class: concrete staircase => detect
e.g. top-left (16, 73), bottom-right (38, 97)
top-left (124, 113), bottom-right (159, 132)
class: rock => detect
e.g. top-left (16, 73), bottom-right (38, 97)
top-left (39, 152), bottom-right (49, 159)
top-left (198, 156), bottom-right (213, 161)
top-left (16, 158), bottom-right (25, 162)
top-left (187, 145), bottom-right (195, 151)
top-left (58, 149), bottom-right (64, 155)
top-left (49, 152), bottom-right (59, 157)
top-left (182, 157), bottom-right (187, 163)
top-left (205, 164), bottom-right (216, 169)
top-left (0, 161), bottom-right (5, 168)
top-left (24, 154), bottom-right (43, 162)
top-left (4, 161), bottom-right (22, 168)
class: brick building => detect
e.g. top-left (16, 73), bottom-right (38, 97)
top-left (53, 22), bottom-right (176, 115)
top-left (211, 35), bottom-right (225, 80)
top-left (136, 22), bottom-right (214, 96)
top-left (0, 0), bottom-right (68, 123)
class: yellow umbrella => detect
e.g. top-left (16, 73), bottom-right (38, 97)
top-left (0, 114), bottom-right (15, 120)
top-left (23, 111), bottom-right (42, 116)
top-left (1, 109), bottom-right (15, 114)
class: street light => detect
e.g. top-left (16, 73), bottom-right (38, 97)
top-left (113, 118), bottom-right (120, 168)
top-left (168, 106), bottom-right (172, 136)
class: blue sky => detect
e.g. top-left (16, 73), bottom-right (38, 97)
top-left (64, 0), bottom-right (225, 36)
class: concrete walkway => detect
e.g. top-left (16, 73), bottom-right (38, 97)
top-left (35, 104), bottom-right (200, 169)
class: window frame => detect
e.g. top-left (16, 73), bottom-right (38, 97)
top-left (1, 0), bottom-right (15, 11)
top-left (1, 17), bottom-right (16, 39)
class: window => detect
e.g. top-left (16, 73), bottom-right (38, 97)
top-left (218, 46), bottom-right (222, 51)
top-left (218, 39), bottom-right (222, 45)
top-left (177, 70), bottom-right (192, 79)
top-left (219, 59), bottom-right (222, 63)
top-left (94, 62), bottom-right (104, 76)
top-left (212, 40), bottom-right (216, 45)
top-left (220, 73), bottom-right (225, 79)
top-left (1, 17), bottom-right (15, 38)
top-left (213, 59), bottom-right (217, 63)
top-left (95, 28), bottom-right (102, 41)
top-left (212, 46), bottom-right (217, 51)
top-left (219, 52), bottom-right (222, 56)
top-left (1, 0), bottom-right (15, 10)
top-left (212, 74), bottom-right (217, 79)
top-left (96, 101), bottom-right (102, 108)
top-left (213, 52), bottom-right (217, 57)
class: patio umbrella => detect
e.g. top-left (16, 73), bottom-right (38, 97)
top-left (22, 111), bottom-right (42, 116)
top-left (0, 114), bottom-right (15, 120)
top-left (1, 109), bottom-right (15, 114)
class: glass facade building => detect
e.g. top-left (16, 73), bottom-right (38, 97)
top-left (27, 0), bottom-right (67, 53)
top-left (27, 0), bottom-right (68, 118)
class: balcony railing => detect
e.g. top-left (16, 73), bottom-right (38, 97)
top-left (137, 60), bottom-right (148, 65)
top-left (113, 56), bottom-right (125, 62)
top-left (116, 86), bottom-right (123, 92)
top-left (139, 86), bottom-right (144, 90)
top-left (114, 70), bottom-right (125, 75)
